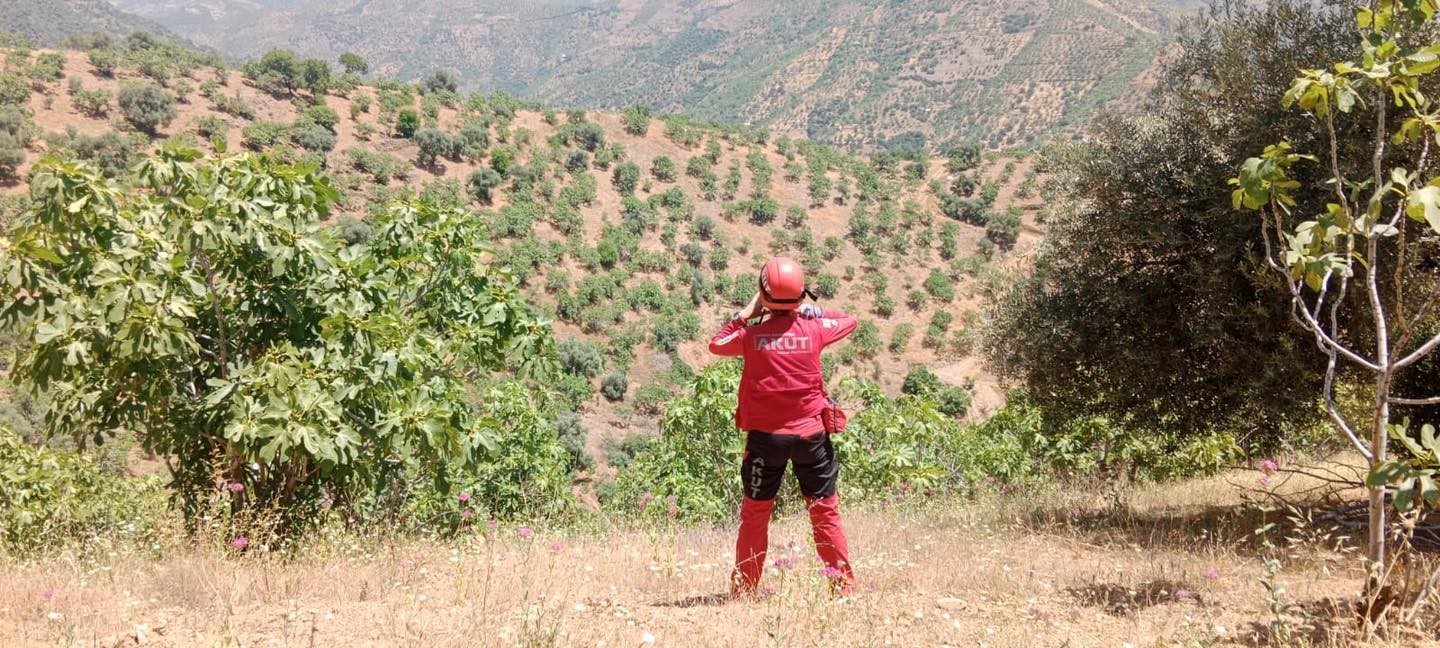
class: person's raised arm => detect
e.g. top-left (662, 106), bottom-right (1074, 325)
top-left (709, 293), bottom-right (761, 356)
top-left (814, 308), bottom-right (857, 348)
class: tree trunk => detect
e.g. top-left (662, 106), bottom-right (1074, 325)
top-left (1368, 372), bottom-right (1392, 583)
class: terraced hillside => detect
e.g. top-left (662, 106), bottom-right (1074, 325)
top-left (109, 0), bottom-right (1190, 149)
top-left (0, 43), bottom-right (1041, 466)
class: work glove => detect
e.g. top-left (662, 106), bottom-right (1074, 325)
top-left (798, 303), bottom-right (823, 319)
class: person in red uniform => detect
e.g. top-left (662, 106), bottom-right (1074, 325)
top-left (708, 256), bottom-right (858, 599)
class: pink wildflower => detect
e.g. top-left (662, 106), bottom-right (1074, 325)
top-left (1174, 588), bottom-right (1193, 601)
top-left (226, 482), bottom-right (245, 493)
top-left (518, 527), bottom-right (534, 539)
top-left (549, 541), bottom-right (565, 552)
top-left (460, 509), bottom-right (473, 520)
top-left (1257, 475), bottom-right (1272, 486)
top-left (773, 556), bottom-right (796, 571)
top-left (39, 586), bottom-right (55, 600)
top-left (1205, 568), bottom-right (1220, 580)
top-left (638, 492), bottom-right (654, 509)
top-left (821, 566), bottom-right (843, 579)
top-left (1256, 459), bottom-right (1279, 475)
top-left (231, 536), bottom-right (249, 550)
top-left (457, 491), bottom-right (471, 503)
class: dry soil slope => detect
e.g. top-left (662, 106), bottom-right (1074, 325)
top-left (1, 49), bottom-right (1043, 458)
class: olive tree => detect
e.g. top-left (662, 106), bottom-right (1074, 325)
top-left (117, 81), bottom-right (175, 135)
top-left (1231, 0), bottom-right (1440, 586)
top-left (0, 146), bottom-right (555, 528)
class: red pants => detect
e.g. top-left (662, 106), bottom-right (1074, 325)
top-left (732, 432), bottom-right (855, 597)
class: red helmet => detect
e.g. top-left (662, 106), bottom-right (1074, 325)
top-left (759, 257), bottom-right (806, 311)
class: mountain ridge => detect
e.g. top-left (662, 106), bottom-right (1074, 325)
top-left (109, 0), bottom-right (1194, 150)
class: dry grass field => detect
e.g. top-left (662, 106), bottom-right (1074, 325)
top-left (4, 460), bottom-right (1433, 647)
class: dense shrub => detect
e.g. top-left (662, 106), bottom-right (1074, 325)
top-left (1, 427), bottom-right (169, 556)
top-left (558, 339), bottom-right (604, 377)
top-left (553, 412), bottom-right (593, 473)
top-left (0, 133), bottom-right (22, 180)
top-left (612, 161), bottom-right (641, 194)
top-left (902, 366), bottom-right (944, 397)
top-left (396, 108), bottom-right (420, 137)
top-left (601, 372), bottom-right (628, 402)
top-left (468, 168), bottom-right (503, 203)
top-left (117, 81), bottom-right (175, 134)
top-left (651, 155), bottom-right (677, 182)
top-left (293, 123), bottom-right (336, 152)
top-left (621, 103), bottom-right (652, 136)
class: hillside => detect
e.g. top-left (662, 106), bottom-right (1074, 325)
top-left (0, 0), bottom-right (175, 46)
top-left (108, 0), bottom-right (1190, 149)
top-left (0, 44), bottom-right (1043, 468)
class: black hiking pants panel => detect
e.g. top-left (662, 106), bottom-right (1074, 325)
top-left (741, 431), bottom-right (838, 501)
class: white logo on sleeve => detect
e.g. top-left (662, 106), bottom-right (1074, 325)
top-left (821, 318), bottom-right (837, 329)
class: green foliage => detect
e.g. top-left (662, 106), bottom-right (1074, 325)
top-left (945, 141), bottom-right (982, 173)
top-left (422, 69), bottom-right (459, 95)
top-left (348, 148), bottom-right (406, 184)
top-left (88, 49), bottom-right (119, 77)
top-left (558, 338), bottom-right (603, 378)
top-left (813, 272), bottom-right (840, 299)
top-left (612, 160), bottom-right (641, 195)
top-left (293, 123), bottom-right (336, 152)
top-left (0, 147), bottom-right (556, 528)
top-left (984, 207), bottom-right (1021, 250)
top-left (923, 267), bottom-right (956, 301)
top-left (651, 155), bottom-right (677, 182)
top-left (553, 411), bottom-right (592, 472)
top-left (608, 363), bottom-right (741, 519)
top-left (339, 52), bottom-right (368, 75)
top-left (117, 81), bottom-right (175, 134)
top-left (601, 372), bottom-right (628, 402)
top-left (902, 366), bottom-right (943, 397)
top-left (850, 320), bottom-right (881, 358)
top-left (73, 87), bottom-right (111, 117)
top-left (621, 103), bottom-right (652, 136)
top-left (0, 74), bottom-right (27, 106)
top-left (983, 0), bottom-right (1350, 447)
top-left (468, 167), bottom-right (502, 204)
top-left (414, 128), bottom-right (462, 167)
top-left (242, 120), bottom-right (289, 150)
top-left (0, 132), bottom-right (23, 181)
top-left (0, 427), bottom-right (169, 556)
top-left (396, 108), bottom-right (420, 138)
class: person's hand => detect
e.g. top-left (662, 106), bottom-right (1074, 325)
top-left (797, 303), bottom-right (823, 319)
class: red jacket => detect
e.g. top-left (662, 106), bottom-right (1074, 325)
top-left (708, 309), bottom-right (857, 434)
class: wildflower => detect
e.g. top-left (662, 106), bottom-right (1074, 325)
top-left (1174, 588), bottom-right (1193, 601)
top-left (821, 565), bottom-right (843, 579)
top-left (518, 527), bottom-right (534, 539)
top-left (226, 482), bottom-right (245, 493)
top-left (667, 503), bottom-right (679, 519)
top-left (773, 556), bottom-right (796, 572)
top-left (40, 586), bottom-right (55, 600)
top-left (1256, 459), bottom-right (1279, 475)
top-left (231, 536), bottom-right (249, 550)
top-left (638, 492), bottom-right (654, 509)
top-left (1257, 475), bottom-right (1271, 487)
top-left (550, 541), bottom-right (565, 552)
top-left (458, 491), bottom-right (471, 503)
top-left (460, 509), bottom-right (473, 520)
top-left (761, 585), bottom-right (777, 597)
top-left (1205, 568), bottom-right (1219, 580)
